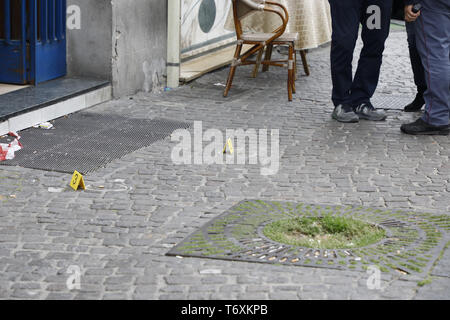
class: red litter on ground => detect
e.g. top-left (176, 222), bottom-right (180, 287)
top-left (0, 132), bottom-right (23, 161)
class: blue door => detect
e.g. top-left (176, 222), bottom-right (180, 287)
top-left (30, 0), bottom-right (67, 84)
top-left (0, 0), bottom-right (28, 84)
top-left (0, 0), bottom-right (66, 85)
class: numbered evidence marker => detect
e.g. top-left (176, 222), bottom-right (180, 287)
top-left (223, 138), bottom-right (234, 154)
top-left (70, 171), bottom-right (86, 191)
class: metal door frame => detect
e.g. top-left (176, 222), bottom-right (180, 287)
top-left (0, 0), bottom-right (28, 84)
top-left (0, 0), bottom-right (67, 85)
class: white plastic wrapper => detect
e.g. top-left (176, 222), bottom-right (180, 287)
top-left (0, 132), bottom-right (23, 161)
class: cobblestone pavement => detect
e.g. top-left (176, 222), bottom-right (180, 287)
top-left (0, 30), bottom-right (449, 300)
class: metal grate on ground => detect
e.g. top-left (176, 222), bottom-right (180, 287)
top-left (168, 200), bottom-right (450, 278)
top-left (372, 95), bottom-right (416, 110)
top-left (0, 112), bottom-right (191, 174)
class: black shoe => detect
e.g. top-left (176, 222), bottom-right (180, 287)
top-left (401, 118), bottom-right (450, 136)
top-left (332, 104), bottom-right (359, 123)
top-left (404, 93), bottom-right (425, 112)
top-left (354, 102), bottom-right (387, 121)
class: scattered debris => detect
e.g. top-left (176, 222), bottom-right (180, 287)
top-left (86, 180), bottom-right (131, 192)
top-left (48, 187), bottom-right (65, 193)
top-left (214, 83), bottom-right (226, 87)
top-left (26, 291), bottom-right (39, 297)
top-left (33, 122), bottom-right (54, 130)
top-left (199, 269), bottom-right (222, 275)
top-left (0, 132), bottom-right (23, 161)
top-left (395, 268), bottom-right (409, 275)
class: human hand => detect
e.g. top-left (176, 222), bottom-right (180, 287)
top-left (404, 5), bottom-right (420, 22)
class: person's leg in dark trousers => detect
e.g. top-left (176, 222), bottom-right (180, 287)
top-left (401, 9), bottom-right (450, 135)
top-left (416, 10), bottom-right (450, 127)
top-left (329, 0), bottom-right (388, 122)
top-left (404, 21), bottom-right (427, 112)
top-left (350, 0), bottom-right (392, 107)
top-left (328, 0), bottom-right (361, 107)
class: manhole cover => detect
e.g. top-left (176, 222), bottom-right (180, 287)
top-left (167, 200), bottom-right (450, 276)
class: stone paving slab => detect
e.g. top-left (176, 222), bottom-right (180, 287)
top-left (431, 245), bottom-right (450, 278)
top-left (0, 31), bottom-right (449, 300)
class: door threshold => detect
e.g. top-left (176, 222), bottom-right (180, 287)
top-left (0, 77), bottom-right (111, 136)
top-left (0, 84), bottom-right (30, 96)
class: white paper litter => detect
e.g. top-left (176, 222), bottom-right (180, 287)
top-left (34, 122), bottom-right (54, 130)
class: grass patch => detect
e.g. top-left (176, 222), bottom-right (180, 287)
top-left (263, 216), bottom-right (386, 249)
top-left (418, 276), bottom-right (433, 287)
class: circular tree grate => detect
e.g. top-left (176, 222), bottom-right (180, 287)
top-left (262, 216), bottom-right (387, 250)
top-left (167, 200), bottom-right (450, 277)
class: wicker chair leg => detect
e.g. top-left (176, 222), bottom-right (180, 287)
top-left (300, 50), bottom-right (310, 76)
top-left (292, 70), bottom-right (296, 94)
top-left (252, 48), bottom-right (264, 78)
top-left (292, 46), bottom-right (296, 94)
top-left (288, 45), bottom-right (294, 101)
top-left (294, 47), bottom-right (298, 80)
top-left (288, 71), bottom-right (293, 101)
top-left (224, 44), bottom-right (243, 97)
top-left (262, 44), bottom-right (273, 72)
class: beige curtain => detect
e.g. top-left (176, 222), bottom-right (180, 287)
top-left (225, 0), bottom-right (332, 50)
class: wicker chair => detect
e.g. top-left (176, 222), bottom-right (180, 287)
top-left (224, 0), bottom-right (299, 101)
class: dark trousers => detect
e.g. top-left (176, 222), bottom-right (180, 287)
top-left (328, 0), bottom-right (393, 107)
top-left (415, 9), bottom-right (450, 126)
top-left (406, 22), bottom-right (427, 94)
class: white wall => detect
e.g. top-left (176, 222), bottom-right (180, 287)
top-left (181, 0), bottom-right (234, 59)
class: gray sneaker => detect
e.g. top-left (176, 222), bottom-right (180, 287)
top-left (354, 102), bottom-right (387, 121)
top-left (332, 104), bottom-right (359, 123)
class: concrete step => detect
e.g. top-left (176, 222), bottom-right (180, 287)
top-left (0, 77), bottom-right (111, 136)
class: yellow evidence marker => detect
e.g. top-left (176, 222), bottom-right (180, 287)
top-left (223, 138), bottom-right (234, 154)
top-left (70, 171), bottom-right (86, 191)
